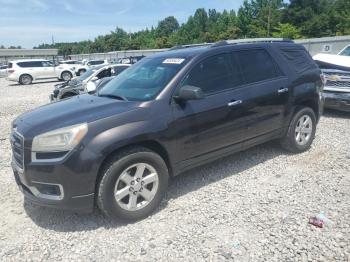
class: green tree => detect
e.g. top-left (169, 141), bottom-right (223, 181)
top-left (272, 23), bottom-right (301, 39)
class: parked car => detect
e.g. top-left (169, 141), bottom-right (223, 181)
top-left (59, 60), bottom-right (81, 65)
top-left (10, 40), bottom-right (324, 221)
top-left (6, 59), bottom-right (75, 85)
top-left (313, 46), bottom-right (350, 112)
top-left (0, 64), bottom-right (8, 77)
top-left (115, 56), bottom-right (145, 65)
top-left (75, 59), bottom-right (109, 76)
top-left (50, 64), bottom-right (130, 101)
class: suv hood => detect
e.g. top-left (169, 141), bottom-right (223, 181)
top-left (14, 94), bottom-right (141, 136)
top-left (313, 53), bottom-right (350, 70)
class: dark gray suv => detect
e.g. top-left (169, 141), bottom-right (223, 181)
top-left (11, 40), bottom-right (324, 221)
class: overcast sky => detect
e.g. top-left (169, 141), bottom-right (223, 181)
top-left (0, 0), bottom-right (244, 48)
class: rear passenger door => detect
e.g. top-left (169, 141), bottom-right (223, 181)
top-left (233, 48), bottom-right (289, 140)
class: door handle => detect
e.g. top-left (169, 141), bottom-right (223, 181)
top-left (278, 87), bottom-right (289, 94)
top-left (228, 100), bottom-right (242, 107)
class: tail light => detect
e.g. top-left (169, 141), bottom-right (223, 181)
top-left (8, 69), bottom-right (15, 74)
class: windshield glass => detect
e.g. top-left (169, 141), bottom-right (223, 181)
top-left (78, 69), bottom-right (95, 81)
top-left (339, 46), bottom-right (350, 56)
top-left (98, 57), bottom-right (187, 101)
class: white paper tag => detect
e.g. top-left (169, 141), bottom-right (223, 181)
top-left (163, 58), bottom-right (185, 64)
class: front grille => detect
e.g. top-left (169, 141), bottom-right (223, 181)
top-left (323, 70), bottom-right (350, 91)
top-left (327, 80), bottom-right (350, 88)
top-left (10, 131), bottom-right (24, 169)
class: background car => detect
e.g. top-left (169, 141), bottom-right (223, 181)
top-left (0, 64), bottom-right (8, 77)
top-left (6, 59), bottom-right (75, 85)
top-left (313, 45), bottom-right (350, 112)
top-left (75, 59), bottom-right (109, 76)
top-left (50, 64), bottom-right (130, 101)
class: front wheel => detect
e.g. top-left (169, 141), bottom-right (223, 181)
top-left (97, 147), bottom-right (169, 221)
top-left (61, 71), bottom-right (73, 81)
top-left (280, 107), bottom-right (317, 153)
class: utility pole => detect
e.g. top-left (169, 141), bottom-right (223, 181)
top-left (52, 35), bottom-right (55, 45)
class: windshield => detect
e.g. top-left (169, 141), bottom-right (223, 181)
top-left (78, 69), bottom-right (95, 81)
top-left (98, 57), bottom-right (187, 101)
top-left (339, 46), bottom-right (350, 56)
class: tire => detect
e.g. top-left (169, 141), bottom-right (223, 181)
top-left (78, 69), bottom-right (86, 76)
top-left (61, 71), bottom-right (73, 81)
top-left (280, 107), bottom-right (317, 153)
top-left (19, 74), bottom-right (33, 85)
top-left (97, 147), bottom-right (169, 221)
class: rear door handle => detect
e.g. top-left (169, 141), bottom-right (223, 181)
top-left (278, 87), bottom-right (289, 94)
top-left (228, 100), bottom-right (242, 107)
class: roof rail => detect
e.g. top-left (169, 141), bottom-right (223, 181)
top-left (170, 43), bottom-right (212, 50)
top-left (226, 38), bottom-right (294, 44)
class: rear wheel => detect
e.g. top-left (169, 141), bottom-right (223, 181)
top-left (280, 107), bottom-right (317, 153)
top-left (97, 147), bottom-right (169, 221)
top-left (19, 74), bottom-right (32, 85)
top-left (61, 71), bottom-right (73, 81)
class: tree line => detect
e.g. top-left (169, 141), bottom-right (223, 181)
top-left (23, 0), bottom-right (350, 55)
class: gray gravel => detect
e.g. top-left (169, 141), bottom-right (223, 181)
top-left (0, 77), bottom-right (349, 261)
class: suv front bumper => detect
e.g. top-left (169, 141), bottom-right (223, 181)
top-left (12, 160), bottom-right (95, 212)
top-left (323, 91), bottom-right (350, 112)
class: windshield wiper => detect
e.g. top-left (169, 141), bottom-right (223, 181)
top-left (99, 93), bottom-right (128, 101)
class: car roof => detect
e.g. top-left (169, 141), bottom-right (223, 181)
top-left (150, 46), bottom-right (209, 60)
top-left (10, 59), bottom-right (49, 63)
top-left (148, 41), bottom-right (302, 60)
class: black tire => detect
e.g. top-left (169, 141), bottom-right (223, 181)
top-left (97, 147), bottom-right (169, 221)
top-left (19, 74), bottom-right (33, 85)
top-left (61, 71), bottom-right (73, 81)
top-left (280, 107), bottom-right (317, 153)
top-left (78, 69), bottom-right (86, 76)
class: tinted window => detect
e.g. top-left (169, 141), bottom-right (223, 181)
top-left (8, 63), bottom-right (13, 69)
top-left (279, 48), bottom-right (316, 73)
top-left (112, 66), bottom-right (129, 76)
top-left (97, 68), bottom-right (111, 79)
top-left (184, 54), bottom-right (240, 94)
top-left (89, 60), bottom-right (104, 65)
top-left (17, 61), bottom-right (43, 68)
top-left (42, 61), bottom-right (53, 67)
top-left (235, 49), bottom-right (281, 84)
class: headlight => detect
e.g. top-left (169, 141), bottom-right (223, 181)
top-left (32, 123), bottom-right (88, 152)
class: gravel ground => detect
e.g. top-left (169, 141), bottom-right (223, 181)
top-left (0, 77), bottom-right (349, 261)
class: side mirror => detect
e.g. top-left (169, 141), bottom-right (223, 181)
top-left (91, 76), bottom-right (98, 81)
top-left (175, 85), bottom-right (204, 101)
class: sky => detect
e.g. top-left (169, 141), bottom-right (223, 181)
top-left (0, 0), bottom-right (244, 48)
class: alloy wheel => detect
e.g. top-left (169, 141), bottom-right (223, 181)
top-left (295, 114), bottom-right (313, 146)
top-left (114, 163), bottom-right (159, 211)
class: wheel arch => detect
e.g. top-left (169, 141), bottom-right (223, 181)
top-left (19, 73), bottom-right (33, 82)
top-left (61, 70), bottom-right (73, 79)
top-left (94, 140), bottom-right (173, 199)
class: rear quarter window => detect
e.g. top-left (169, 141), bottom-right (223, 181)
top-left (235, 49), bottom-right (283, 84)
top-left (279, 48), bottom-right (317, 73)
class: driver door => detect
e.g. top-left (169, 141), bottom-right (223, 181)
top-left (41, 61), bottom-right (56, 78)
top-left (170, 53), bottom-right (249, 168)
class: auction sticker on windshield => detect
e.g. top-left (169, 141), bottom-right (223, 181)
top-left (163, 58), bottom-right (185, 64)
